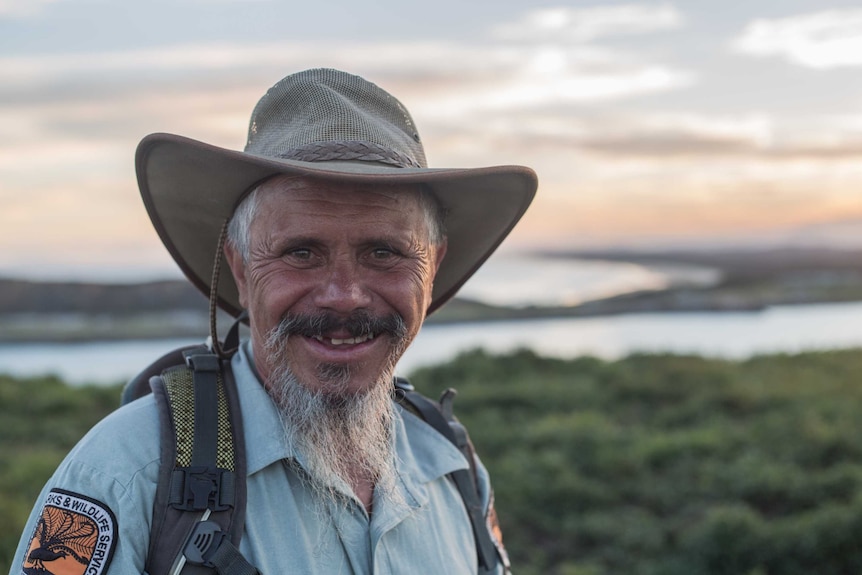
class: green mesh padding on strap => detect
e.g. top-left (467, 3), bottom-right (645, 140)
top-left (162, 365), bottom-right (236, 471)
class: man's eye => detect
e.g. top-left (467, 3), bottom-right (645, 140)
top-left (286, 248), bottom-right (312, 260)
top-left (371, 247), bottom-right (399, 260)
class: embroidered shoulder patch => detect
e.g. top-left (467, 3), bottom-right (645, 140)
top-left (21, 489), bottom-right (117, 575)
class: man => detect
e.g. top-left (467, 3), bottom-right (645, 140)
top-left (12, 68), bottom-right (537, 574)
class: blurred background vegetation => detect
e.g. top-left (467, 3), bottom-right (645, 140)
top-left (6, 348), bottom-right (862, 574)
top-left (1, 375), bottom-right (121, 572)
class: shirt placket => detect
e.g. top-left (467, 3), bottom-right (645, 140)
top-left (329, 495), bottom-right (373, 574)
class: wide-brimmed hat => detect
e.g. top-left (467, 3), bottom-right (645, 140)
top-left (136, 68), bottom-right (537, 317)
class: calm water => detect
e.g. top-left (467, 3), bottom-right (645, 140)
top-left (456, 254), bottom-right (720, 307)
top-left (4, 301), bottom-right (862, 385)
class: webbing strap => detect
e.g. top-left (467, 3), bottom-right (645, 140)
top-left (207, 538), bottom-right (260, 575)
top-left (186, 352), bottom-right (221, 469)
top-left (397, 386), bottom-right (499, 572)
top-left (182, 520), bottom-right (260, 575)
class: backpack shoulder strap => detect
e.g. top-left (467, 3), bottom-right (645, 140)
top-left (393, 377), bottom-right (509, 574)
top-left (145, 346), bottom-right (258, 575)
top-left (120, 311), bottom-right (247, 407)
top-left (120, 344), bottom-right (200, 405)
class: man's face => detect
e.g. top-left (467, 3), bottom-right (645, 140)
top-left (225, 175), bottom-right (446, 396)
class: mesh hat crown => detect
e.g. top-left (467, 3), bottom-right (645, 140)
top-left (247, 68), bottom-right (427, 168)
top-left (136, 68), bottom-right (538, 317)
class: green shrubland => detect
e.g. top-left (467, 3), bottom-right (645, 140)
top-left (410, 348), bottom-right (862, 575)
top-left (0, 374), bottom-right (121, 571)
top-left (6, 348), bottom-right (862, 574)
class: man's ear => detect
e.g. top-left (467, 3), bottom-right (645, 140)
top-left (224, 242), bottom-right (249, 309)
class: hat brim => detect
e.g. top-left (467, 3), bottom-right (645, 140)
top-left (136, 132), bottom-right (537, 317)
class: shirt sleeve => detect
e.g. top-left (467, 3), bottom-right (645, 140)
top-left (10, 398), bottom-right (161, 575)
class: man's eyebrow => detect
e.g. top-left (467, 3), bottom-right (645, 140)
top-left (360, 233), bottom-right (418, 246)
top-left (261, 235), bottom-right (324, 254)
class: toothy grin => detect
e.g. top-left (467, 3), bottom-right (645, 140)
top-left (312, 333), bottom-right (375, 346)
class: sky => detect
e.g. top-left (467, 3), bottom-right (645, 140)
top-left (3, 0), bottom-right (862, 281)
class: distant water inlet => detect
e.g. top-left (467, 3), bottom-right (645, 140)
top-left (4, 301), bottom-right (862, 386)
top-left (456, 255), bottom-right (721, 307)
top-left (402, 301), bottom-right (862, 370)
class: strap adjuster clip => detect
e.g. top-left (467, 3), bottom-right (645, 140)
top-left (183, 520), bottom-right (226, 567)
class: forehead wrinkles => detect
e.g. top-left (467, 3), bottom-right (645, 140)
top-left (258, 176), bottom-right (424, 221)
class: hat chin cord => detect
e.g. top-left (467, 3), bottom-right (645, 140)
top-left (207, 219), bottom-right (231, 359)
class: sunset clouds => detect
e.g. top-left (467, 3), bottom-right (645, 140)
top-left (2, 2), bottom-right (862, 278)
top-left (733, 8), bottom-right (862, 69)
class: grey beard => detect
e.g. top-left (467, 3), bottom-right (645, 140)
top-left (262, 315), bottom-right (410, 509)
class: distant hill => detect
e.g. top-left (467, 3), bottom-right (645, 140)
top-left (0, 277), bottom-right (207, 315)
top-left (780, 217), bottom-right (862, 249)
top-left (0, 279), bottom-right (214, 342)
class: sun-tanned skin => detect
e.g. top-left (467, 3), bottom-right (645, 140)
top-left (225, 174), bottom-right (448, 397)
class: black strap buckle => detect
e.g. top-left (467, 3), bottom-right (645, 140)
top-left (172, 467), bottom-right (233, 511)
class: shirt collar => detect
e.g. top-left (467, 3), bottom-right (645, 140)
top-left (231, 341), bottom-right (296, 475)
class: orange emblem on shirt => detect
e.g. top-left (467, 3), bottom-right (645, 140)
top-left (22, 489), bottom-right (116, 575)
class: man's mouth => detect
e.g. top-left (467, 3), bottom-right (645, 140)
top-left (311, 333), bottom-right (376, 346)
top-left (271, 311), bottom-right (406, 352)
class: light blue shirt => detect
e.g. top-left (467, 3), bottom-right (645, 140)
top-left (12, 342), bottom-right (501, 574)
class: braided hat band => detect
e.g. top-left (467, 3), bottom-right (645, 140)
top-left (279, 141), bottom-right (422, 168)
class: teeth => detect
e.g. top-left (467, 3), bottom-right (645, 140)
top-left (312, 334), bottom-right (373, 346)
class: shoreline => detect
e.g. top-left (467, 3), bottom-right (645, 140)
top-left (3, 294), bottom-right (862, 344)
top-left (4, 246), bottom-right (862, 343)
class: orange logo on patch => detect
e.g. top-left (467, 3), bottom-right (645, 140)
top-left (486, 491), bottom-right (511, 570)
top-left (22, 490), bottom-right (116, 575)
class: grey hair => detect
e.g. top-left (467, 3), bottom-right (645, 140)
top-left (226, 188), bottom-right (260, 262)
top-left (227, 183), bottom-right (447, 262)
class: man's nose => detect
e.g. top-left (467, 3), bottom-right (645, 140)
top-left (312, 260), bottom-right (372, 312)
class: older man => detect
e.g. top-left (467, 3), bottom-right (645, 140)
top-left (12, 69), bottom-right (536, 574)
